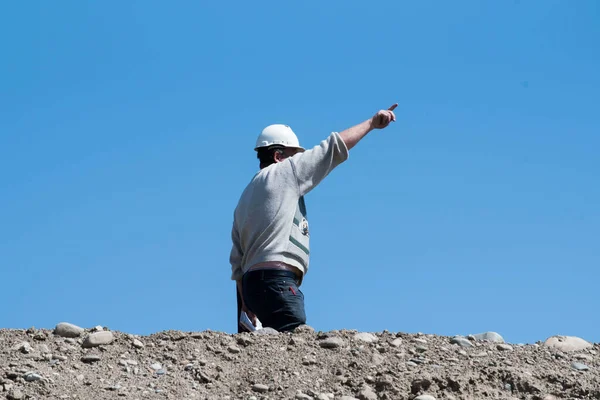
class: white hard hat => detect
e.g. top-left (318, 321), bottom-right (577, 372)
top-left (254, 124), bottom-right (305, 152)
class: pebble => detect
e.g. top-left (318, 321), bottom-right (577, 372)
top-left (150, 363), bottom-right (162, 370)
top-left (406, 361), bottom-right (418, 367)
top-left (13, 342), bottom-right (34, 354)
top-left (544, 336), bottom-right (592, 352)
top-left (228, 345), bottom-right (241, 354)
top-left (450, 337), bottom-right (473, 348)
top-left (391, 338), bottom-right (403, 347)
top-left (7, 389), bottom-right (25, 400)
top-left (414, 338), bottom-right (428, 345)
top-left (81, 355), bottom-right (101, 363)
top-left (294, 324), bottom-right (316, 333)
top-left (54, 322), bottom-right (84, 338)
top-left (471, 332), bottom-right (505, 343)
top-left (133, 339), bottom-right (144, 349)
top-left (370, 353), bottom-right (385, 366)
top-left (156, 369), bottom-right (167, 375)
top-left (340, 397), bottom-right (359, 400)
top-left (254, 327), bottom-right (279, 335)
top-left (497, 344), bottom-right (514, 351)
top-left (354, 333), bottom-right (378, 343)
top-left (415, 395), bottom-right (437, 400)
top-left (82, 331), bottom-right (114, 348)
top-left (571, 362), bottom-right (590, 371)
top-left (358, 385), bottom-right (377, 400)
top-left (416, 345), bottom-right (428, 353)
top-left (23, 372), bottom-right (43, 382)
top-left (319, 337), bottom-right (344, 349)
top-left (303, 355), bottom-right (317, 365)
top-left (53, 355), bottom-right (68, 361)
top-left (38, 344), bottom-right (50, 353)
top-left (574, 354), bottom-right (593, 362)
top-left (296, 393), bottom-right (312, 400)
top-left (317, 395), bottom-right (331, 400)
top-left (252, 383), bottom-right (269, 393)
top-left (472, 351), bottom-right (488, 358)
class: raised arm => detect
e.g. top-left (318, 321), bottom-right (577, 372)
top-left (339, 103), bottom-right (397, 150)
top-left (288, 103), bottom-right (398, 196)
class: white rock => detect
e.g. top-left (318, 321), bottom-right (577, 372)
top-left (358, 385), bottom-right (378, 400)
top-left (54, 323), bottom-right (84, 338)
top-left (38, 344), bottom-right (50, 354)
top-left (133, 339), bottom-right (144, 349)
top-left (7, 388), bottom-right (24, 400)
top-left (82, 331), bottom-right (114, 348)
top-left (544, 336), bottom-right (592, 352)
top-left (228, 345), bottom-right (241, 354)
top-left (571, 362), bottom-right (590, 371)
top-left (23, 372), bottom-right (43, 382)
top-left (354, 333), bottom-right (378, 343)
top-left (319, 337), bottom-right (344, 349)
top-left (450, 337), bottom-right (473, 348)
top-left (471, 332), bottom-right (505, 343)
top-left (12, 342), bottom-right (33, 353)
top-left (572, 351), bottom-right (590, 359)
top-left (415, 396), bottom-right (437, 400)
top-left (252, 384), bottom-right (269, 393)
top-left (391, 338), bottom-right (403, 347)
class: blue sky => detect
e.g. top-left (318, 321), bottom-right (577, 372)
top-left (1, 1), bottom-right (598, 345)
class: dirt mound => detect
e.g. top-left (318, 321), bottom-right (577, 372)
top-left (0, 325), bottom-right (598, 399)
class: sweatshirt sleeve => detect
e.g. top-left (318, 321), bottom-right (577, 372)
top-left (229, 221), bottom-right (244, 281)
top-left (289, 132), bottom-right (349, 197)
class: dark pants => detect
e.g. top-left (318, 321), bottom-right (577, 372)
top-left (241, 269), bottom-right (306, 332)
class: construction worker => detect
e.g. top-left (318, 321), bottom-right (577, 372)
top-left (230, 104), bottom-right (398, 332)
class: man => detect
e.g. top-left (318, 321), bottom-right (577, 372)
top-left (230, 104), bottom-right (398, 332)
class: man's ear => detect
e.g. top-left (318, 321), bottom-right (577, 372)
top-left (273, 149), bottom-right (285, 163)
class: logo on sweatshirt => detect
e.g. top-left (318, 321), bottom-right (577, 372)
top-left (300, 218), bottom-right (309, 237)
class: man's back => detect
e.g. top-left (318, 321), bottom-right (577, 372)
top-left (230, 132), bottom-right (350, 282)
top-left (231, 159), bottom-right (305, 279)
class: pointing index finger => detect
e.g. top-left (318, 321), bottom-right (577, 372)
top-left (388, 103), bottom-right (398, 111)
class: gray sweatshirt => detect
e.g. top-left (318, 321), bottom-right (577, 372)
top-left (230, 132), bottom-right (349, 282)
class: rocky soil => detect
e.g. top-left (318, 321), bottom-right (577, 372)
top-left (0, 323), bottom-right (598, 400)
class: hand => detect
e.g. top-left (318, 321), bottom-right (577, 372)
top-left (371, 104), bottom-right (397, 129)
top-left (242, 304), bottom-right (257, 327)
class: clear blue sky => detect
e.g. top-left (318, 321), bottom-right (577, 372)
top-left (1, 1), bottom-right (598, 345)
